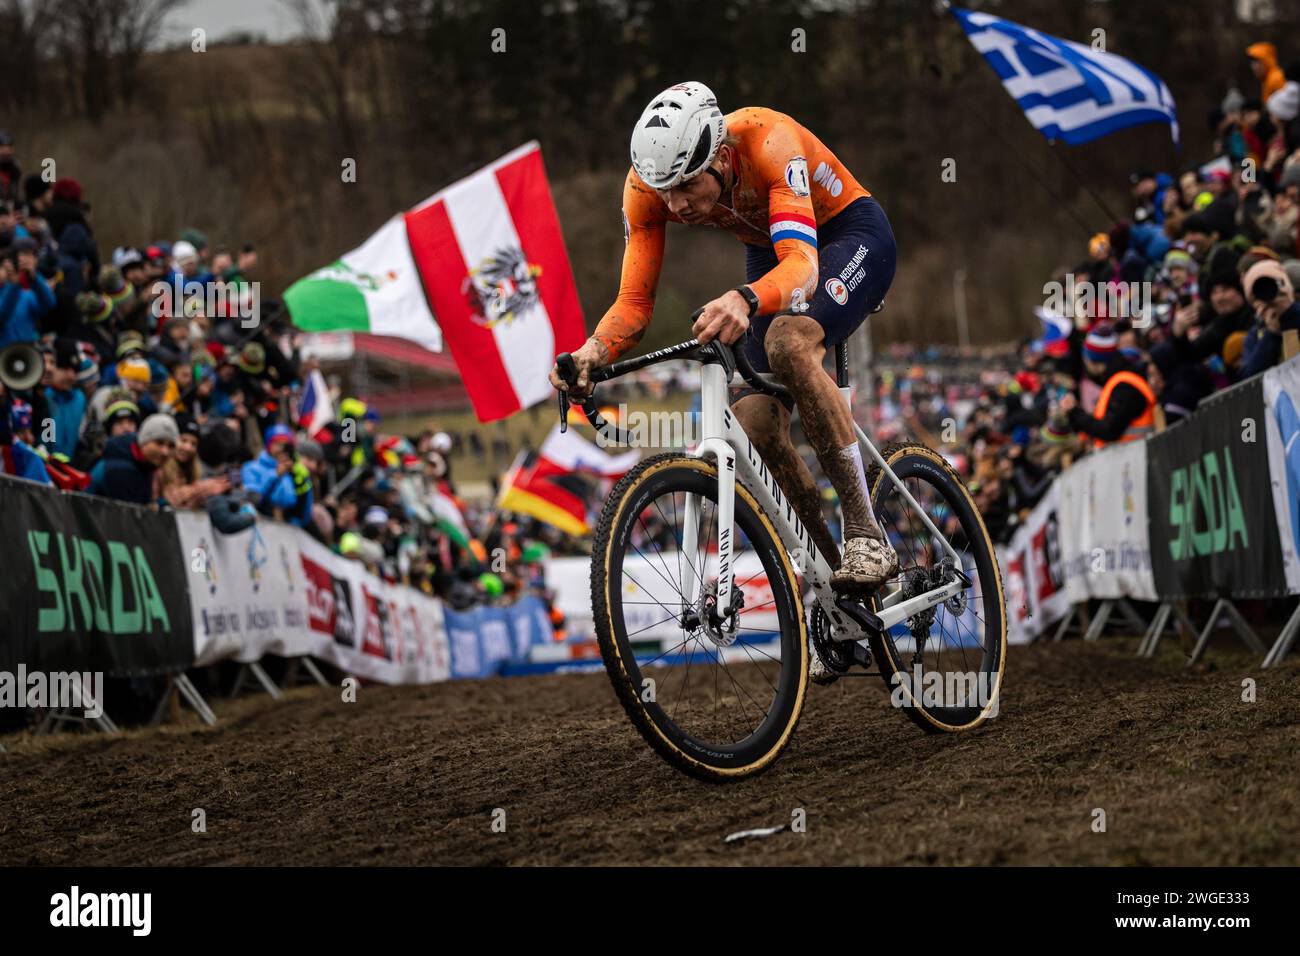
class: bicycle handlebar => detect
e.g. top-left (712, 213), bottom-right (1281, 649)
top-left (553, 310), bottom-right (793, 438)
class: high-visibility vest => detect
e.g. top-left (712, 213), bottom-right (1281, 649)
top-left (1083, 370), bottom-right (1157, 448)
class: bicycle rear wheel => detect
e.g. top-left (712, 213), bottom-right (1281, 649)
top-left (864, 441), bottom-right (1006, 733)
top-left (591, 453), bottom-right (808, 782)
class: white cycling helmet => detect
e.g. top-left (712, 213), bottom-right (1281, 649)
top-left (629, 81), bottom-right (727, 190)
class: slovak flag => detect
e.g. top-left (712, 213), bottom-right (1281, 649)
top-left (405, 143), bottom-right (586, 422)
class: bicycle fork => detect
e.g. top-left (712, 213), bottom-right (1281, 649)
top-left (682, 362), bottom-right (737, 626)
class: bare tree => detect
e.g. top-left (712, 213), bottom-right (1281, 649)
top-left (43, 0), bottom-right (187, 121)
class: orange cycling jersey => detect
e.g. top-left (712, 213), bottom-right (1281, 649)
top-left (592, 107), bottom-right (871, 359)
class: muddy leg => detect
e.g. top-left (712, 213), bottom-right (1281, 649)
top-left (730, 392), bottom-right (841, 567)
top-left (764, 314), bottom-right (884, 543)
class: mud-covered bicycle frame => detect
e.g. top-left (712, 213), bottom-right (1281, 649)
top-left (555, 333), bottom-right (969, 647)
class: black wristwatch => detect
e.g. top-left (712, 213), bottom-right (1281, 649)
top-left (734, 284), bottom-right (760, 317)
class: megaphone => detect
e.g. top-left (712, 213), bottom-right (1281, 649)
top-left (0, 342), bottom-right (45, 391)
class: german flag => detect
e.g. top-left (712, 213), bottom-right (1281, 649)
top-left (497, 449), bottom-right (592, 536)
top-left (496, 425), bottom-right (639, 536)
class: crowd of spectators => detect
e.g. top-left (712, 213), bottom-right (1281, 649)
top-left (0, 132), bottom-right (569, 615)
top-left (4, 39), bottom-right (1298, 585)
top-left (833, 42), bottom-right (1300, 546)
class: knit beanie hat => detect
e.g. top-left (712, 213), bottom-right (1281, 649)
top-left (1084, 324), bottom-right (1119, 363)
top-left (137, 413), bottom-right (179, 446)
top-left (76, 292), bottom-right (113, 323)
top-left (116, 357), bottom-right (151, 385)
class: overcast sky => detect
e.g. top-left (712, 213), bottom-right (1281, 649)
top-left (159, 0), bottom-right (332, 46)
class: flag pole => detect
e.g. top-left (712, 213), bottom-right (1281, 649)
top-left (931, 0), bottom-right (1121, 233)
top-left (1049, 141), bottom-right (1122, 224)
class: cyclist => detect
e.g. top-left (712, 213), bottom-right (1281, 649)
top-left (550, 81), bottom-right (900, 597)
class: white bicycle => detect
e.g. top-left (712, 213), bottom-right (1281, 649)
top-left (555, 329), bottom-right (1006, 783)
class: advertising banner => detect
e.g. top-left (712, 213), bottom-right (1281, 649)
top-left (175, 511), bottom-right (312, 665)
top-left (1, 478), bottom-right (193, 676)
top-left (1261, 359), bottom-right (1300, 595)
top-left (999, 483), bottom-right (1070, 644)
top-left (1056, 440), bottom-right (1157, 602)
top-left (443, 597), bottom-right (552, 679)
top-left (298, 534), bottom-right (450, 684)
top-left (547, 553), bottom-right (786, 644)
top-left (1147, 377), bottom-right (1288, 598)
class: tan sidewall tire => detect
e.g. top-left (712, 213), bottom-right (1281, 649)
top-left (592, 454), bottom-right (808, 782)
top-left (866, 442), bottom-right (1007, 734)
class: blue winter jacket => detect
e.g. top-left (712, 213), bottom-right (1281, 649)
top-left (241, 451), bottom-right (298, 514)
top-left (0, 274), bottom-right (56, 345)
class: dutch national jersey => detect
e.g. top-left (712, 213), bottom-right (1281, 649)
top-left (593, 106), bottom-right (871, 359)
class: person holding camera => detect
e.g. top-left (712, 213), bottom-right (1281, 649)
top-left (0, 239), bottom-right (55, 346)
top-left (1240, 259), bottom-right (1300, 378)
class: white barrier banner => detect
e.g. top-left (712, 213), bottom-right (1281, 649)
top-left (176, 511), bottom-right (313, 665)
top-left (1056, 440), bottom-right (1158, 602)
top-left (1262, 359), bottom-right (1300, 595)
top-left (998, 482), bottom-right (1070, 644)
top-left (298, 534), bottom-right (450, 684)
top-left (547, 552), bottom-right (788, 642)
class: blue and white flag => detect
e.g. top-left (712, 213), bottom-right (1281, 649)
top-left (953, 7), bottom-right (1179, 146)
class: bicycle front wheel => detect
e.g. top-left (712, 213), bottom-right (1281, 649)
top-left (591, 453), bottom-right (808, 782)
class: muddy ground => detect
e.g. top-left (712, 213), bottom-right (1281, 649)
top-left (2, 637), bottom-right (1297, 865)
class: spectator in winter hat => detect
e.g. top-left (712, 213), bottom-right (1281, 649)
top-left (115, 331), bottom-right (146, 360)
top-left (102, 396), bottom-right (140, 437)
top-left (1060, 324), bottom-right (1158, 447)
top-left (0, 245), bottom-right (56, 345)
top-left (75, 357), bottom-right (99, 394)
top-left (236, 341), bottom-right (266, 376)
top-left (240, 422), bottom-right (301, 519)
top-left (115, 356), bottom-right (158, 417)
top-left (153, 316), bottom-right (192, 369)
top-left (1268, 79), bottom-right (1300, 125)
top-left (171, 239), bottom-right (201, 279)
top-left (42, 341), bottom-right (87, 459)
top-left (1240, 259), bottom-right (1300, 378)
top-left (179, 228), bottom-right (209, 266)
top-left (87, 412), bottom-right (175, 505)
top-left (45, 178), bottom-right (99, 296)
top-left (99, 264), bottom-right (136, 313)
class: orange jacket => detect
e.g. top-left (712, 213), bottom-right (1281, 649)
top-left (592, 107), bottom-right (870, 359)
top-left (1082, 370), bottom-right (1157, 448)
top-left (1247, 42), bottom-right (1286, 103)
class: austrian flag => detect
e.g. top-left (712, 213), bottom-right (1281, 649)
top-left (284, 142), bottom-right (585, 422)
top-left (406, 142), bottom-right (586, 421)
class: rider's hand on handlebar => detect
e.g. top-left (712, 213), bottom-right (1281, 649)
top-left (692, 290), bottom-right (751, 346)
top-left (549, 339), bottom-right (606, 400)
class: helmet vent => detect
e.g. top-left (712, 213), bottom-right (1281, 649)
top-left (685, 125), bottom-right (713, 176)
